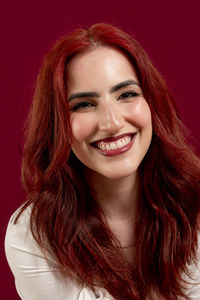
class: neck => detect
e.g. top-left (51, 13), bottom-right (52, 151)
top-left (87, 170), bottom-right (139, 222)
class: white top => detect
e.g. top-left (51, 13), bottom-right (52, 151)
top-left (4, 206), bottom-right (200, 300)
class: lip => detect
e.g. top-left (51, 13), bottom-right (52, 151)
top-left (91, 133), bottom-right (137, 157)
top-left (91, 132), bottom-right (134, 144)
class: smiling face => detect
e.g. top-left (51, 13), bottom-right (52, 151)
top-left (66, 47), bottom-right (152, 180)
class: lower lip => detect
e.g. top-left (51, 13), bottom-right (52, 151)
top-left (94, 134), bottom-right (137, 157)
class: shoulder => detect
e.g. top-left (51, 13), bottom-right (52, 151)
top-left (183, 231), bottom-right (200, 298)
top-left (4, 205), bottom-right (80, 299)
top-left (4, 205), bottom-right (114, 300)
top-left (5, 204), bottom-right (48, 264)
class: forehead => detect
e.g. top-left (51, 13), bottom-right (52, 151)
top-left (65, 47), bottom-right (138, 93)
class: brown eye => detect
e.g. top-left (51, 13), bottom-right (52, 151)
top-left (72, 101), bottom-right (95, 111)
top-left (118, 91), bottom-right (140, 100)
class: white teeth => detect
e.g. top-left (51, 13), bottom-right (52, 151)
top-left (110, 142), bottom-right (117, 150)
top-left (125, 136), bottom-right (130, 143)
top-left (106, 144), bottom-right (110, 150)
top-left (116, 140), bottom-right (122, 148)
top-left (99, 142), bottom-right (106, 150)
top-left (97, 135), bottom-right (132, 151)
top-left (121, 139), bottom-right (126, 146)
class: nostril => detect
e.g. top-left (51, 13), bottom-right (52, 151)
top-left (98, 119), bottom-right (123, 132)
top-left (98, 112), bottom-right (123, 132)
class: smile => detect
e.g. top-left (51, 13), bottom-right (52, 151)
top-left (91, 133), bottom-right (137, 156)
top-left (98, 136), bottom-right (131, 150)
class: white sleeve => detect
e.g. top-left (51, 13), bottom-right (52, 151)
top-left (184, 266), bottom-right (200, 299)
top-left (184, 235), bottom-right (200, 299)
top-left (4, 207), bottom-right (114, 300)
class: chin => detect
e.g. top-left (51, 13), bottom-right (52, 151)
top-left (91, 166), bottom-right (139, 180)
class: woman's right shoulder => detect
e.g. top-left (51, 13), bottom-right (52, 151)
top-left (4, 204), bottom-right (42, 259)
top-left (4, 204), bottom-right (54, 272)
top-left (4, 204), bottom-right (114, 300)
top-left (6, 204), bottom-right (31, 228)
top-left (4, 205), bottom-right (87, 299)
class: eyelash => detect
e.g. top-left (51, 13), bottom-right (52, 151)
top-left (72, 101), bottom-right (94, 111)
top-left (118, 91), bottom-right (140, 100)
top-left (71, 91), bottom-right (140, 112)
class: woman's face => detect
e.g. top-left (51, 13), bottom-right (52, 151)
top-left (66, 47), bottom-right (152, 179)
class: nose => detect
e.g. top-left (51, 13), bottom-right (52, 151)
top-left (98, 103), bottom-right (123, 133)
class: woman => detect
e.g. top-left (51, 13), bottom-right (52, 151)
top-left (5, 23), bottom-right (200, 300)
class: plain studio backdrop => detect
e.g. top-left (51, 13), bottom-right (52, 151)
top-left (0, 0), bottom-right (199, 298)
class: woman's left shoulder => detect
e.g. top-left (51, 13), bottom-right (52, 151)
top-left (183, 230), bottom-right (200, 298)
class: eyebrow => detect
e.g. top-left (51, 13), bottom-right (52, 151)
top-left (68, 79), bottom-right (140, 102)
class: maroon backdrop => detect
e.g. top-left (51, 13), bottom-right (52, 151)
top-left (1, 1), bottom-right (199, 298)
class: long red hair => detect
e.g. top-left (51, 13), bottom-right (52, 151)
top-left (16, 23), bottom-right (200, 299)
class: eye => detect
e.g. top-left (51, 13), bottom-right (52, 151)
top-left (118, 91), bottom-right (140, 100)
top-left (71, 101), bottom-right (95, 112)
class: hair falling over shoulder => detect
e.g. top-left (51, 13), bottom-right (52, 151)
top-left (16, 23), bottom-right (200, 300)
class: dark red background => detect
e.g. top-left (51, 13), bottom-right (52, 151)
top-left (1, 1), bottom-right (199, 298)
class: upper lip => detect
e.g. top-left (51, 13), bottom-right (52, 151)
top-left (91, 132), bottom-right (136, 145)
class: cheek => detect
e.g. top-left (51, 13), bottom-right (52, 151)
top-left (127, 99), bottom-right (152, 127)
top-left (70, 114), bottom-right (96, 141)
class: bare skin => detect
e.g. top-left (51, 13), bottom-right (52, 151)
top-left (87, 169), bottom-right (138, 264)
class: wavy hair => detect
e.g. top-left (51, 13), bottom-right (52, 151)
top-left (16, 23), bottom-right (200, 299)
